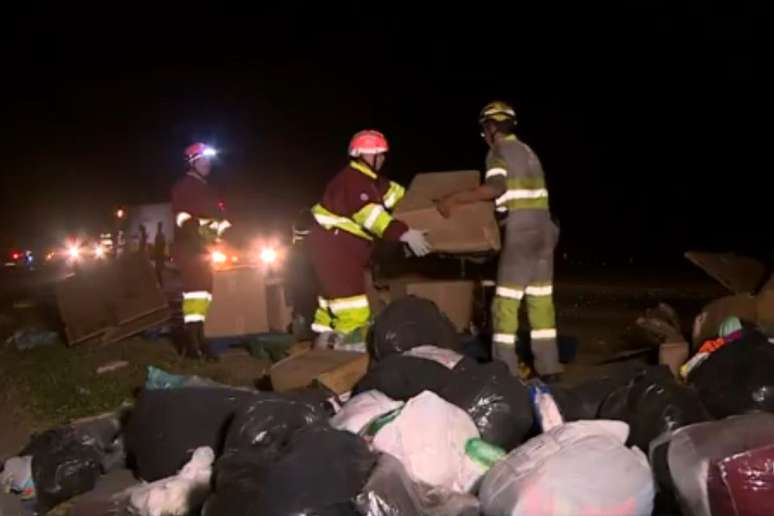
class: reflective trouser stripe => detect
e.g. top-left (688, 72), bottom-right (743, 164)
top-left (492, 283), bottom-right (557, 345)
top-left (183, 291), bottom-right (212, 324)
top-left (526, 284), bottom-right (556, 336)
top-left (492, 286), bottom-right (522, 347)
top-left (312, 297), bottom-right (334, 333)
top-left (493, 333), bottom-right (516, 345)
top-left (313, 294), bottom-right (371, 335)
top-left (531, 328), bottom-right (558, 340)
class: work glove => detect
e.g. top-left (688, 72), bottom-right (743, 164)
top-left (400, 229), bottom-right (432, 257)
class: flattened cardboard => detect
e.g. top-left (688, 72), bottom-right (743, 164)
top-left (266, 280), bottom-right (293, 332)
top-left (685, 251), bottom-right (768, 294)
top-left (205, 267), bottom-right (269, 338)
top-left (398, 171), bottom-right (481, 211)
top-left (56, 255), bottom-right (169, 346)
top-left (396, 171), bottom-right (501, 253)
top-left (693, 294), bottom-right (758, 344)
top-left (270, 349), bottom-right (369, 394)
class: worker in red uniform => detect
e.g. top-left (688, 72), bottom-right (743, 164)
top-left (309, 130), bottom-right (431, 350)
top-left (171, 143), bottom-right (231, 360)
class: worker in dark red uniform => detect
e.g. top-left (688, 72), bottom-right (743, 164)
top-left (171, 143), bottom-right (231, 360)
top-left (309, 130), bottom-right (432, 350)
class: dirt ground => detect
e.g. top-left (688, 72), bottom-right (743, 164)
top-left (0, 263), bottom-right (725, 459)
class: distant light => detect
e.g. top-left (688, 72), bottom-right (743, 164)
top-left (68, 246), bottom-right (81, 260)
top-left (116, 209), bottom-right (125, 219)
top-left (211, 251), bottom-right (227, 264)
top-left (94, 245), bottom-right (105, 259)
top-left (260, 247), bottom-right (278, 264)
top-left (11, 252), bottom-right (20, 260)
top-left (230, 255), bottom-right (239, 263)
top-left (202, 147), bottom-right (217, 157)
top-left (46, 252), bottom-right (55, 261)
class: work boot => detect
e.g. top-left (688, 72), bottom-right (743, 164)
top-left (183, 324), bottom-right (203, 360)
top-left (492, 342), bottom-right (521, 377)
top-left (532, 340), bottom-right (564, 378)
top-left (335, 326), bottom-right (367, 353)
top-left (194, 322), bottom-right (219, 362)
top-left (314, 331), bottom-right (343, 350)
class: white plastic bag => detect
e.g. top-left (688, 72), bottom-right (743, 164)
top-left (480, 420), bottom-right (654, 516)
top-left (330, 390), bottom-right (404, 435)
top-left (372, 391), bottom-right (483, 493)
top-left (124, 446), bottom-right (214, 516)
top-left (403, 346), bottom-right (464, 370)
top-left (0, 456), bottom-right (34, 499)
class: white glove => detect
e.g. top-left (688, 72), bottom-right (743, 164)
top-left (400, 229), bottom-right (432, 257)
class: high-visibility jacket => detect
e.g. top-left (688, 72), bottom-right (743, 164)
top-left (312, 161), bottom-right (408, 242)
top-left (485, 135), bottom-right (550, 214)
top-left (171, 172), bottom-right (231, 251)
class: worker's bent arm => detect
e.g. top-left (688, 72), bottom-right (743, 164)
top-left (449, 184), bottom-right (503, 204)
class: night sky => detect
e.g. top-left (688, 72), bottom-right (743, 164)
top-left (3, 6), bottom-right (770, 262)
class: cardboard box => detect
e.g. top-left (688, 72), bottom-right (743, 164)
top-left (270, 349), bottom-right (369, 394)
top-left (205, 266), bottom-right (270, 338)
top-left (389, 279), bottom-right (475, 332)
top-left (266, 280), bottom-right (293, 332)
top-left (56, 255), bottom-right (170, 346)
top-left (686, 251), bottom-right (774, 343)
top-left (396, 171), bottom-right (501, 253)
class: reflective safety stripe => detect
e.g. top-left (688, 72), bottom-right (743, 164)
top-left (329, 295), bottom-right (369, 313)
top-left (493, 333), bottom-right (516, 345)
top-left (498, 188), bottom-right (549, 202)
top-left (350, 160), bottom-right (378, 179)
top-left (176, 212), bottom-right (192, 227)
top-left (311, 323), bottom-right (333, 333)
top-left (184, 314), bottom-right (206, 323)
top-left (317, 297), bottom-right (330, 308)
top-left (312, 204), bottom-right (374, 241)
top-left (353, 203), bottom-right (395, 238)
top-left (495, 177), bottom-right (550, 212)
top-left (383, 181), bottom-right (406, 209)
top-left (531, 329), bottom-right (557, 340)
top-left (496, 286), bottom-right (524, 300)
top-left (526, 285), bottom-right (553, 296)
top-left (363, 205), bottom-right (385, 231)
top-left (485, 167), bottom-right (508, 180)
top-left (183, 291), bottom-right (213, 301)
top-left (216, 220), bottom-right (232, 235)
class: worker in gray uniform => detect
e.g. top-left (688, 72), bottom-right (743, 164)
top-left (438, 101), bottom-right (562, 379)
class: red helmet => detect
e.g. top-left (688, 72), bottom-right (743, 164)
top-left (184, 143), bottom-right (217, 162)
top-left (349, 130), bottom-right (389, 157)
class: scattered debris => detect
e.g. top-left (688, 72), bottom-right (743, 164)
top-left (96, 360), bottom-right (129, 375)
top-left (5, 327), bottom-right (61, 351)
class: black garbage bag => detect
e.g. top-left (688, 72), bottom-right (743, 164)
top-left (688, 329), bottom-right (774, 418)
top-left (126, 387), bottom-right (259, 481)
top-left (223, 395), bottom-right (329, 461)
top-left (599, 365), bottom-right (710, 452)
top-left (205, 425), bottom-right (376, 516)
top-left (550, 362), bottom-right (653, 422)
top-left (24, 427), bottom-right (102, 512)
top-left (69, 410), bottom-right (129, 473)
top-left (353, 355), bottom-right (455, 401)
top-left (368, 296), bottom-right (460, 362)
top-left (441, 361), bottom-right (533, 451)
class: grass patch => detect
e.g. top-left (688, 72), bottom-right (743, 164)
top-left (0, 336), bottom-right (269, 427)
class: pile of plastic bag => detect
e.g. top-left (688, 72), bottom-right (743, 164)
top-left (6, 296), bottom-right (774, 516)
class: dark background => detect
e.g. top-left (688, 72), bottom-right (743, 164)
top-left (2, 6), bottom-right (770, 263)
